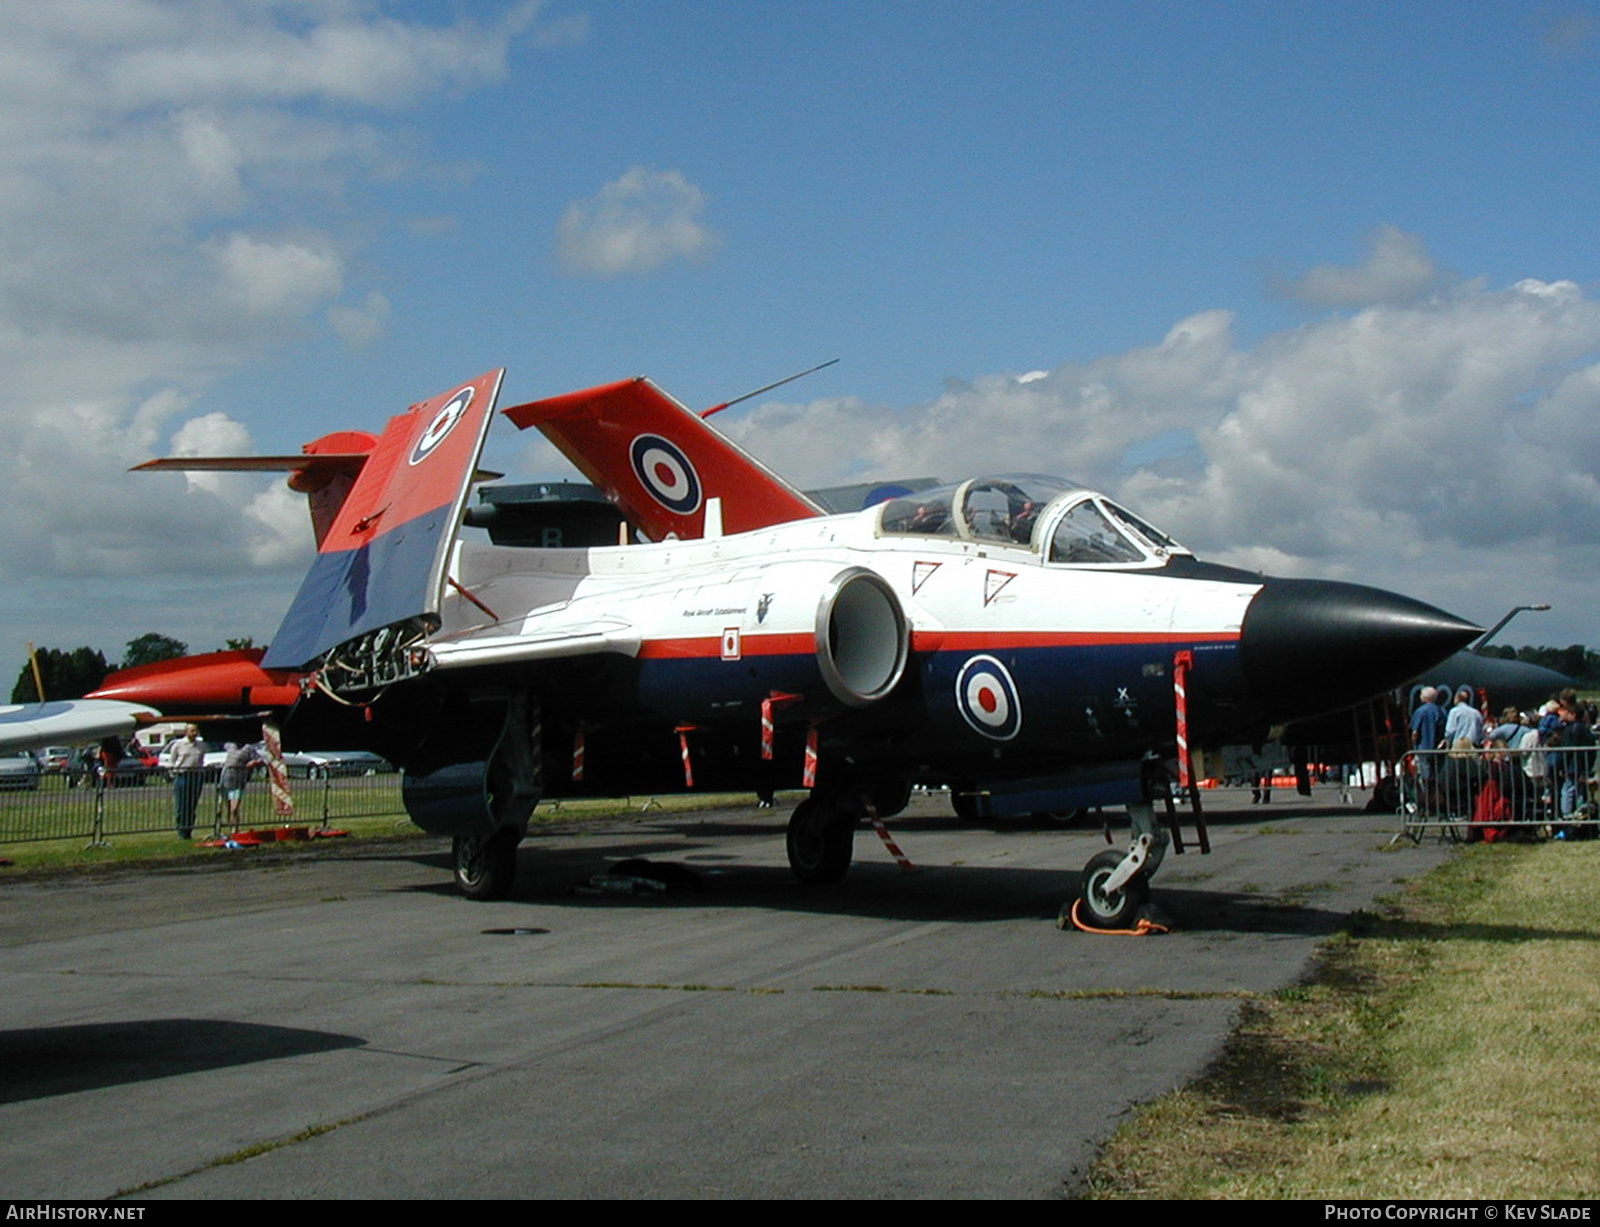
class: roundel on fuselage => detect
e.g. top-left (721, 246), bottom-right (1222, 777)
top-left (629, 433), bottom-right (702, 515)
top-left (955, 654), bottom-right (1022, 740)
top-left (409, 387), bottom-right (474, 466)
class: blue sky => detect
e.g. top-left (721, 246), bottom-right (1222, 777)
top-left (3, 1), bottom-right (1599, 669)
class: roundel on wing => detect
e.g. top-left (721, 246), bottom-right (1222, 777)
top-left (409, 387), bottom-right (474, 466)
top-left (955, 654), bottom-right (1022, 740)
top-left (629, 433), bottom-right (702, 515)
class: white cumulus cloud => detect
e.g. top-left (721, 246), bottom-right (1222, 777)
top-left (211, 232), bottom-right (344, 319)
top-left (722, 272), bottom-right (1600, 641)
top-left (329, 290), bottom-right (393, 348)
top-left (557, 167), bottom-right (720, 277)
top-left (1281, 225), bottom-right (1449, 308)
top-left (168, 411), bottom-right (255, 497)
top-left (0, 2), bottom-right (545, 657)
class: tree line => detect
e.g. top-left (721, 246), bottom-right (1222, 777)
top-left (1471, 644), bottom-right (1600, 687)
top-left (10, 634), bottom-right (255, 703)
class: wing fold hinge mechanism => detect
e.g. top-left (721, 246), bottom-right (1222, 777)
top-left (316, 617), bottom-right (437, 698)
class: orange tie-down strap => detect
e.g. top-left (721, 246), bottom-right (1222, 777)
top-left (1059, 898), bottom-right (1172, 936)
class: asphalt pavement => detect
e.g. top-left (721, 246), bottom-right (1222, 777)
top-left (0, 787), bottom-right (1455, 1199)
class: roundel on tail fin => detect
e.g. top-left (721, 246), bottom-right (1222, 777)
top-left (630, 433), bottom-right (702, 514)
top-left (409, 387), bottom-right (474, 466)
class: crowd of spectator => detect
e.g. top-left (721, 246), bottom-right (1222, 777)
top-left (1408, 686), bottom-right (1597, 840)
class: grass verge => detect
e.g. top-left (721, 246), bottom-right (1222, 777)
top-left (1086, 840), bottom-right (1600, 1199)
top-left (0, 790), bottom-right (775, 878)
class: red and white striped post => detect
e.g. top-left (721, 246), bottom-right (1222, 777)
top-left (760, 691), bottom-right (803, 761)
top-left (261, 722), bottom-right (294, 819)
top-left (863, 798), bottom-right (914, 871)
top-left (676, 725), bottom-right (695, 788)
top-left (1173, 650), bottom-right (1194, 791)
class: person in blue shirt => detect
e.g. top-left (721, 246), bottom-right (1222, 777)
top-left (1410, 687), bottom-right (1447, 813)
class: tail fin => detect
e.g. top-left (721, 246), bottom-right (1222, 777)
top-left (133, 435), bottom-right (375, 549)
top-left (290, 431), bottom-right (379, 546)
top-left (261, 370), bottom-right (504, 670)
top-left (503, 378), bottom-right (823, 541)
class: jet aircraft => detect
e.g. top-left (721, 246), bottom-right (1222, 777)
top-left (91, 369), bottom-right (1479, 927)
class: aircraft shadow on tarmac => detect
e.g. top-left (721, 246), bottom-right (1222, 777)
top-left (377, 819), bottom-right (1401, 939)
top-left (0, 1019), bottom-right (365, 1105)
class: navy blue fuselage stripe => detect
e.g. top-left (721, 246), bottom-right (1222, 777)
top-left (621, 640), bottom-right (1245, 758)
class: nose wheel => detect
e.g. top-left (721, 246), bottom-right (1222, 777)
top-left (1071, 848), bottom-right (1151, 929)
top-left (1064, 802), bottom-right (1167, 932)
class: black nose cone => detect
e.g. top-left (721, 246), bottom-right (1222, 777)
top-left (1240, 579), bottom-right (1480, 718)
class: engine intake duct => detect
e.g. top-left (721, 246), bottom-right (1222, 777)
top-left (815, 567), bottom-right (909, 708)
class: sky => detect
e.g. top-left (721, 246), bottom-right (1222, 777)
top-left (3, 0), bottom-right (1600, 672)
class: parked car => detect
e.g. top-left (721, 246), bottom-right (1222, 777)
top-left (64, 742), bottom-right (157, 788)
top-left (281, 750), bottom-right (393, 779)
top-left (36, 746), bottom-right (74, 774)
top-left (0, 751), bottom-right (41, 790)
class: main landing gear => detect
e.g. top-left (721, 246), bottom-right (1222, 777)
top-left (453, 827), bottom-right (521, 901)
top-left (786, 795), bottom-right (857, 884)
top-left (784, 781), bottom-right (909, 885)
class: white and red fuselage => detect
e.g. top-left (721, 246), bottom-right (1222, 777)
top-left (413, 471), bottom-right (1462, 812)
top-left (85, 372), bottom-right (1477, 827)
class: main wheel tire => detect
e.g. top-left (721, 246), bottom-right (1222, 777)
top-left (453, 827), bottom-right (520, 901)
top-left (1077, 849), bottom-right (1150, 929)
top-left (787, 798), bottom-right (855, 884)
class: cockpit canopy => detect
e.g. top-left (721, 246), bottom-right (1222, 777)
top-left (876, 474), bottom-right (1190, 568)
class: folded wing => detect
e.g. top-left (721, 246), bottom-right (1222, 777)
top-left (262, 370), bottom-right (504, 670)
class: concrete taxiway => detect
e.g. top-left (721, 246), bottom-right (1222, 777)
top-left (0, 789), bottom-right (1452, 1199)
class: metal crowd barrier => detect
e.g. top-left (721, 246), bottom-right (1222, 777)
top-left (1395, 745), bottom-right (1599, 843)
top-left (0, 764), bottom-right (407, 847)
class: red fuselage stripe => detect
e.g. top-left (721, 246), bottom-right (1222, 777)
top-left (639, 633), bottom-right (815, 659)
top-left (636, 629), bottom-right (1240, 660)
top-left (915, 630), bottom-right (1241, 650)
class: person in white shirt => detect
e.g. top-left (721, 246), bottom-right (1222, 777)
top-left (168, 724), bottom-right (206, 840)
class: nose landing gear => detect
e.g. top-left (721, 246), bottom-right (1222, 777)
top-left (1063, 801), bottom-right (1170, 933)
